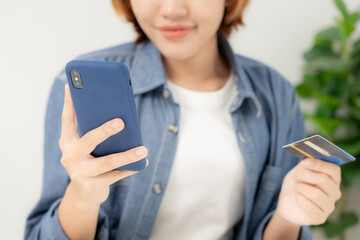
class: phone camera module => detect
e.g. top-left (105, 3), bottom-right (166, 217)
top-left (71, 70), bottom-right (83, 89)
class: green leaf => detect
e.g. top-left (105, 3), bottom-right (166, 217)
top-left (314, 92), bottom-right (341, 107)
top-left (341, 165), bottom-right (360, 187)
top-left (349, 106), bottom-right (360, 121)
top-left (315, 102), bottom-right (335, 118)
top-left (315, 26), bottom-right (342, 43)
top-left (337, 139), bottom-right (360, 156)
top-left (322, 76), bottom-right (351, 99)
top-left (323, 212), bottom-right (358, 237)
top-left (334, 0), bottom-right (349, 19)
top-left (350, 96), bottom-right (360, 108)
top-left (296, 83), bottom-right (313, 97)
top-left (335, 17), bottom-right (355, 39)
top-left (303, 57), bottom-right (352, 74)
top-left (348, 7), bottom-right (360, 24)
top-left (303, 44), bottom-right (337, 61)
top-left (351, 53), bottom-right (360, 69)
top-left (306, 116), bottom-right (343, 137)
top-left (353, 38), bottom-right (360, 51)
top-left (336, 133), bottom-right (360, 145)
top-left (349, 10), bottom-right (360, 24)
top-left (303, 75), bottom-right (324, 92)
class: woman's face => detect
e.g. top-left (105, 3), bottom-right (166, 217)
top-left (130, 0), bottom-right (227, 61)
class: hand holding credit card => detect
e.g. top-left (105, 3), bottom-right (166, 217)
top-left (282, 135), bottom-right (356, 165)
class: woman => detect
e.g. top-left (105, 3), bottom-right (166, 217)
top-left (25, 0), bottom-right (342, 239)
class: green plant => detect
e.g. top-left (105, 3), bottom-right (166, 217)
top-left (296, 0), bottom-right (360, 239)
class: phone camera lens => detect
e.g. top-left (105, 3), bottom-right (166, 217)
top-left (71, 70), bottom-right (82, 88)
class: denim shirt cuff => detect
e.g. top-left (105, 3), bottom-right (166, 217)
top-left (253, 210), bottom-right (313, 240)
top-left (38, 198), bottom-right (110, 240)
top-left (38, 198), bottom-right (69, 240)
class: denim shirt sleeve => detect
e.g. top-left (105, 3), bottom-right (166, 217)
top-left (253, 210), bottom-right (312, 240)
top-left (250, 70), bottom-right (313, 240)
top-left (24, 77), bottom-right (111, 240)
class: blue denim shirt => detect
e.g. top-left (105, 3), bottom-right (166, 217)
top-left (25, 34), bottom-right (312, 240)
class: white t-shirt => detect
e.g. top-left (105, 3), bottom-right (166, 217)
top-left (150, 72), bottom-right (246, 240)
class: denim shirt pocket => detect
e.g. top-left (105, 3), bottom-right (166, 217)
top-left (250, 165), bottom-right (284, 227)
top-left (259, 165), bottom-right (283, 191)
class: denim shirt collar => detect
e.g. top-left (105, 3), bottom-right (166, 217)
top-left (130, 33), bottom-right (262, 116)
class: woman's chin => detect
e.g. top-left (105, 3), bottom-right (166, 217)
top-left (157, 46), bottom-right (195, 62)
top-left (162, 53), bottom-right (191, 62)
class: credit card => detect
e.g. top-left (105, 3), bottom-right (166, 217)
top-left (282, 135), bottom-right (356, 165)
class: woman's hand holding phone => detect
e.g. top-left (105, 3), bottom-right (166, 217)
top-left (57, 84), bottom-right (148, 239)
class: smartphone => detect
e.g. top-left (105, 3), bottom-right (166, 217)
top-left (65, 60), bottom-right (146, 171)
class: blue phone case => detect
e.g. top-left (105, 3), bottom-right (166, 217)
top-left (65, 60), bottom-right (146, 171)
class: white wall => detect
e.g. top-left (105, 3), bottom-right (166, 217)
top-left (0, 0), bottom-right (359, 239)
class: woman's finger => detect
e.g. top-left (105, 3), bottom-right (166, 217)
top-left (84, 147), bottom-right (148, 176)
top-left (301, 158), bottom-right (341, 184)
top-left (295, 182), bottom-right (333, 213)
top-left (295, 167), bottom-right (334, 195)
top-left (296, 166), bottom-right (342, 202)
top-left (76, 118), bottom-right (125, 156)
top-left (96, 169), bottom-right (138, 186)
top-left (59, 84), bottom-right (78, 149)
top-left (295, 191), bottom-right (327, 225)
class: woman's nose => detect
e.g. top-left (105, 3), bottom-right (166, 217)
top-left (159, 0), bottom-right (188, 19)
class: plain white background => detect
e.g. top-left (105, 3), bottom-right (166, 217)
top-left (1, 0), bottom-right (360, 239)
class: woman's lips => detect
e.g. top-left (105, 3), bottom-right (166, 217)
top-left (159, 26), bottom-right (194, 40)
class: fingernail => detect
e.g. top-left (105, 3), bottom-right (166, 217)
top-left (136, 147), bottom-right (146, 156)
top-left (304, 159), bottom-right (314, 166)
top-left (110, 119), bottom-right (122, 129)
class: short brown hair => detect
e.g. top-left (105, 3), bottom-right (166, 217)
top-left (111, 0), bottom-right (251, 44)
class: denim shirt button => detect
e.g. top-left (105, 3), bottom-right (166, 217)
top-left (163, 89), bottom-right (170, 99)
top-left (153, 184), bottom-right (163, 194)
top-left (168, 124), bottom-right (178, 134)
